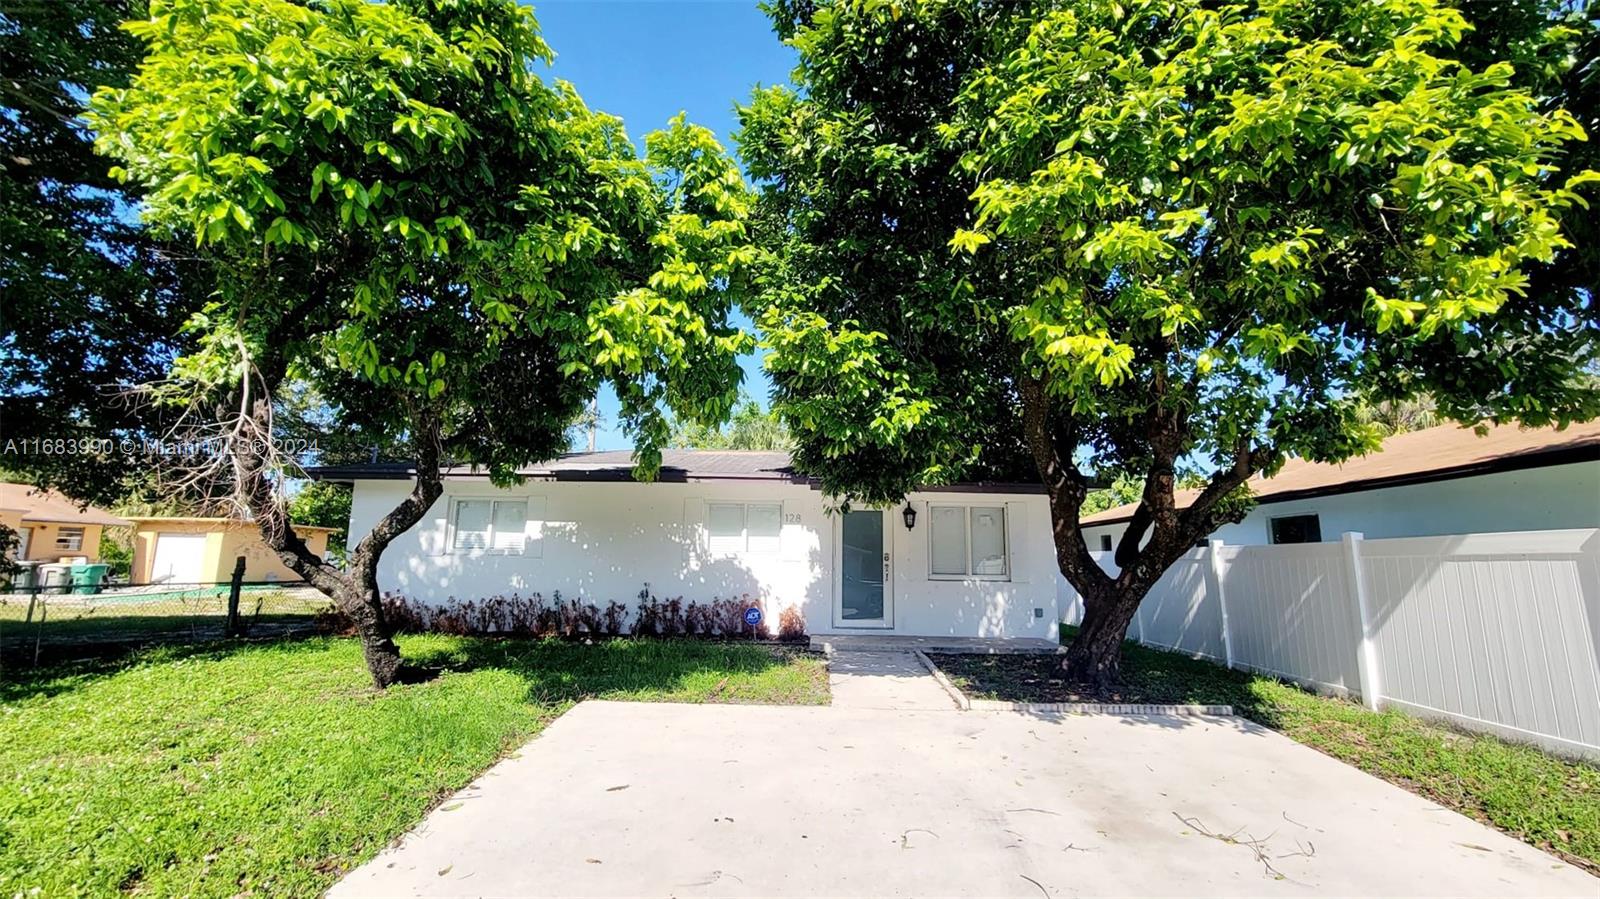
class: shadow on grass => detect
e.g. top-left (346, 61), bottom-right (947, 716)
top-left (400, 636), bottom-right (809, 705)
top-left (2, 632), bottom-right (818, 709)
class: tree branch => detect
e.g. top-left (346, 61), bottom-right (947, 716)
top-left (1019, 374), bottom-right (1113, 596)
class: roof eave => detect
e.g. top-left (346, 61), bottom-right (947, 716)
top-left (1079, 444), bottom-right (1600, 528)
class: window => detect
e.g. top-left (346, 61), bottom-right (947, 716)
top-left (452, 499), bottom-right (527, 553)
top-left (929, 505), bottom-right (1008, 579)
top-left (1270, 514), bottom-right (1322, 545)
top-left (1099, 534), bottom-right (1113, 552)
top-left (55, 527), bottom-right (85, 552)
top-left (708, 502), bottom-right (782, 553)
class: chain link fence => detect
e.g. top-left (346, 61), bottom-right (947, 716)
top-left (0, 575), bottom-right (331, 669)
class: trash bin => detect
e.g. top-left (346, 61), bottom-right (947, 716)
top-left (38, 563), bottom-right (74, 595)
top-left (70, 563), bottom-right (111, 595)
top-left (6, 560), bottom-right (40, 593)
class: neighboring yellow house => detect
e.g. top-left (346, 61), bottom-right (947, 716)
top-left (0, 482), bottom-right (130, 563)
top-left (128, 517), bottom-right (339, 585)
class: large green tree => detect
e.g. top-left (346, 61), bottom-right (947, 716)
top-left (669, 392), bottom-right (792, 450)
top-left (91, 0), bottom-right (754, 686)
top-left (0, 0), bottom-right (205, 504)
top-left (744, 0), bottom-right (1598, 686)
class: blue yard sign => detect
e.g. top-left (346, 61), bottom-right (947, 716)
top-left (743, 606), bottom-right (763, 627)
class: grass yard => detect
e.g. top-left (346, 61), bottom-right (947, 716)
top-left (0, 635), bottom-right (828, 897)
top-left (0, 589), bottom-right (328, 661)
top-left (929, 629), bottom-right (1600, 875)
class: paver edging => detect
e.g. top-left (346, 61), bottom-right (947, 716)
top-left (911, 649), bottom-right (969, 711)
top-left (966, 699), bottom-right (1234, 716)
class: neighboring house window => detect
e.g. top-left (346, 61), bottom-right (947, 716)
top-left (55, 527), bottom-right (85, 552)
top-left (1099, 534), bottom-right (1113, 552)
top-left (929, 505), bottom-right (1008, 579)
top-left (452, 499), bottom-right (527, 553)
top-left (1269, 514), bottom-right (1322, 545)
top-left (707, 502), bottom-right (782, 553)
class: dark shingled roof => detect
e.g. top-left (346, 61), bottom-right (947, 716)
top-left (310, 450), bottom-right (804, 484)
top-left (309, 449), bottom-right (1046, 493)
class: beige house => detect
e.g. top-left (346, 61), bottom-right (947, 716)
top-left (0, 482), bottom-right (130, 563)
top-left (128, 517), bottom-right (339, 585)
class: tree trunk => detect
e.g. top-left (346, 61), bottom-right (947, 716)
top-left (337, 579), bottom-right (404, 688)
top-left (1061, 582), bottom-right (1150, 690)
top-left (226, 393), bottom-right (441, 689)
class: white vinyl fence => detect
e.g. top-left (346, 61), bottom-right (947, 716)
top-left (1062, 528), bottom-right (1600, 759)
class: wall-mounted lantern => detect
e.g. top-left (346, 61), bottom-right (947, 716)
top-left (902, 504), bottom-right (917, 531)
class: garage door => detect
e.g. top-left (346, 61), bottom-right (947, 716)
top-left (150, 534), bottom-right (208, 584)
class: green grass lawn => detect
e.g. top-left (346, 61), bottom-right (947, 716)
top-left (0, 590), bottom-right (328, 660)
top-left (0, 635), bottom-right (827, 897)
top-left (929, 628), bottom-right (1600, 875)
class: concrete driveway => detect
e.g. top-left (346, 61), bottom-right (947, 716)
top-left (331, 702), bottom-right (1594, 897)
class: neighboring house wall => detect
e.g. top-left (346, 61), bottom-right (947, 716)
top-left (18, 521), bottom-right (103, 563)
top-left (131, 520), bottom-right (332, 584)
top-left (346, 479), bottom-right (1059, 640)
top-left (1080, 461), bottom-right (1600, 550)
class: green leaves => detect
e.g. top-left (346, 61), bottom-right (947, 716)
top-left (90, 0), bottom-right (754, 483)
top-left (745, 0), bottom-right (1598, 511)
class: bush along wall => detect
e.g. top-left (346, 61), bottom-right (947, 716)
top-left (315, 585), bottom-right (808, 642)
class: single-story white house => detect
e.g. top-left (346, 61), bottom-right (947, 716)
top-left (319, 452), bottom-right (1061, 642)
top-left (1080, 421), bottom-right (1600, 551)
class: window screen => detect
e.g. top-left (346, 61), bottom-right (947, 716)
top-left (707, 503), bottom-right (745, 553)
top-left (452, 501), bottom-right (491, 551)
top-left (746, 503), bottom-right (782, 553)
top-left (1099, 534), bottom-right (1113, 552)
top-left (490, 501), bottom-right (527, 552)
top-left (1270, 514), bottom-right (1322, 544)
top-left (969, 507), bottom-right (1007, 576)
top-left (929, 505), bottom-right (968, 576)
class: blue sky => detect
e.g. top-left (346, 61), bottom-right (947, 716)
top-left (531, 1), bottom-right (795, 451)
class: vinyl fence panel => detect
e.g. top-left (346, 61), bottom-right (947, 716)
top-left (1359, 529), bottom-right (1600, 758)
top-left (1133, 549), bottom-right (1226, 662)
top-left (1057, 528), bottom-right (1600, 759)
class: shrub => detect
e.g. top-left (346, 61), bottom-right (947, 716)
top-left (317, 585), bottom-right (785, 641)
top-left (600, 601), bottom-right (629, 636)
top-left (778, 605), bottom-right (807, 642)
top-left (684, 600), bottom-right (711, 636)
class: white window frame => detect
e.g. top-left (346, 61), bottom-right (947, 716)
top-left (54, 526), bottom-right (85, 552)
top-left (447, 497), bottom-right (529, 555)
top-left (706, 501), bottom-right (783, 554)
top-left (927, 504), bottom-right (1010, 581)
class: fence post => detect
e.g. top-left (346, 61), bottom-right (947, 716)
top-left (1341, 532), bottom-right (1383, 711)
top-left (1208, 539), bottom-right (1235, 669)
top-left (226, 556), bottom-right (246, 638)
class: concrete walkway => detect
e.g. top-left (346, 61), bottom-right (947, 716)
top-left (331, 702), bottom-right (1596, 898)
top-left (827, 650), bottom-right (957, 710)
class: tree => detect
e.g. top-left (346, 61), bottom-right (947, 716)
top-left (91, 0), bottom-right (754, 686)
top-left (0, 0), bottom-right (206, 505)
top-left (287, 479), bottom-right (351, 558)
top-left (744, 0), bottom-right (1598, 687)
top-left (669, 392), bottom-right (791, 450)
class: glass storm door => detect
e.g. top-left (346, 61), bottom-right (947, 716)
top-left (838, 509), bottom-right (891, 627)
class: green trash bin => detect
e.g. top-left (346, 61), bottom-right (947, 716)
top-left (69, 563), bottom-right (111, 595)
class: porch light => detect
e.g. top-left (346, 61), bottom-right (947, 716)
top-left (902, 504), bottom-right (917, 530)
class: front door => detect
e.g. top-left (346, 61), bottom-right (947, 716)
top-left (836, 509), bottom-right (892, 628)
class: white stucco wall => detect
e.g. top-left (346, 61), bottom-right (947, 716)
top-left (346, 479), bottom-right (1059, 640)
top-left (1079, 461), bottom-right (1600, 550)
